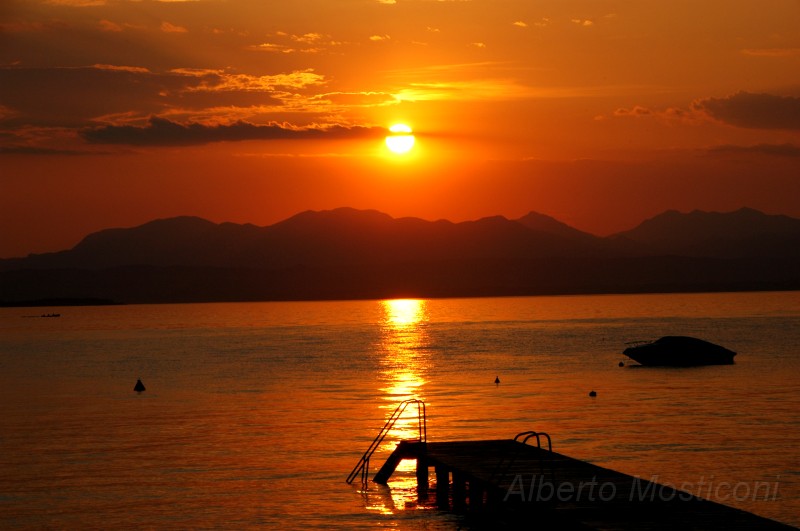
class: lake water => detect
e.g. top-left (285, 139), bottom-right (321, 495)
top-left (1, 292), bottom-right (799, 528)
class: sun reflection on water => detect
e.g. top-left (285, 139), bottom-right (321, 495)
top-left (363, 299), bottom-right (434, 513)
top-left (384, 298), bottom-right (426, 327)
top-left (379, 299), bottom-right (430, 405)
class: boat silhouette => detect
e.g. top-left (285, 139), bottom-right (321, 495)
top-left (623, 336), bottom-right (736, 366)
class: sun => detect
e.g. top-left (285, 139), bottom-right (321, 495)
top-left (385, 124), bottom-right (415, 154)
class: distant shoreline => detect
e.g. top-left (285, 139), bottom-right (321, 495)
top-left (2, 287), bottom-right (798, 308)
top-left (0, 297), bottom-right (121, 308)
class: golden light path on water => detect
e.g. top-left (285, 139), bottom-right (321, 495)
top-left (363, 299), bottom-right (432, 515)
top-left (380, 298), bottom-right (428, 415)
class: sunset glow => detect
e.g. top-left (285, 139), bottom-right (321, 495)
top-left (1, 1), bottom-right (799, 258)
top-left (2, 2), bottom-right (799, 524)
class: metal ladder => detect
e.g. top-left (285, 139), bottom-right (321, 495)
top-left (346, 398), bottom-right (426, 486)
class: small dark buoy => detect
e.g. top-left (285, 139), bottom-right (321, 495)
top-left (618, 361), bottom-right (625, 367)
top-left (134, 379), bottom-right (145, 392)
top-left (494, 376), bottom-right (500, 385)
top-left (589, 390), bottom-right (597, 397)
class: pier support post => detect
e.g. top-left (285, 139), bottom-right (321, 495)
top-left (435, 466), bottom-right (450, 509)
top-left (487, 484), bottom-right (502, 507)
top-left (470, 481), bottom-right (486, 510)
top-left (416, 457), bottom-right (429, 500)
top-left (453, 472), bottom-right (467, 510)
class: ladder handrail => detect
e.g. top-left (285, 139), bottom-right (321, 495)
top-left (346, 399), bottom-right (426, 485)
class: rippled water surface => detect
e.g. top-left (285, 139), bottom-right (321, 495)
top-left (1, 292), bottom-right (798, 528)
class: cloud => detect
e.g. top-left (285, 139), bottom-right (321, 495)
top-left (612, 104), bottom-right (699, 123)
top-left (614, 106), bottom-right (652, 117)
top-left (80, 116), bottom-right (386, 146)
top-left (611, 92), bottom-right (800, 128)
top-left (98, 19), bottom-right (123, 32)
top-left (312, 92), bottom-right (398, 106)
top-left (708, 143), bottom-right (800, 158)
top-left (247, 32), bottom-right (340, 54)
top-left (92, 64), bottom-right (151, 74)
top-left (0, 122), bottom-right (106, 156)
top-left (0, 65), bottom-right (327, 130)
top-left (160, 21), bottom-right (188, 33)
top-left (571, 19), bottom-right (593, 27)
top-left (369, 35), bottom-right (391, 42)
top-left (249, 43), bottom-right (295, 53)
top-left (173, 68), bottom-right (326, 91)
top-left (387, 62), bottom-right (627, 102)
top-left (693, 92), bottom-right (800, 130)
top-left (0, 65), bottom-right (169, 126)
top-left (394, 79), bottom-right (536, 102)
top-left (292, 33), bottom-right (324, 44)
top-left (513, 21), bottom-right (528, 28)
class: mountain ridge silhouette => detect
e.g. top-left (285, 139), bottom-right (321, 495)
top-left (2, 207), bottom-right (799, 304)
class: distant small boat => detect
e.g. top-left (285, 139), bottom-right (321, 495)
top-left (623, 336), bottom-right (736, 366)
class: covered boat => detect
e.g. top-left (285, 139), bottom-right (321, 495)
top-left (623, 336), bottom-right (736, 366)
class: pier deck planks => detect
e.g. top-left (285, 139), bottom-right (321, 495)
top-left (376, 439), bottom-right (794, 530)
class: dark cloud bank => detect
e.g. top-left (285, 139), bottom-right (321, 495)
top-left (694, 92), bottom-right (800, 130)
top-left (81, 117), bottom-right (386, 146)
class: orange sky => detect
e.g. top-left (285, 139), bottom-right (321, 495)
top-left (1, 0), bottom-right (799, 258)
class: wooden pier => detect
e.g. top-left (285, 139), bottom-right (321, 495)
top-left (371, 438), bottom-right (794, 530)
top-left (347, 401), bottom-right (794, 529)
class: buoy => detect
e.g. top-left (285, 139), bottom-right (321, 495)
top-left (134, 379), bottom-right (145, 392)
top-left (589, 390), bottom-right (597, 397)
top-left (494, 376), bottom-right (500, 384)
top-left (618, 361), bottom-right (625, 367)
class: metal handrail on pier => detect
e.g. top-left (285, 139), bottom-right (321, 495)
top-left (346, 399), bottom-right (426, 485)
top-left (515, 430), bottom-right (552, 452)
top-left (489, 429), bottom-right (554, 485)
